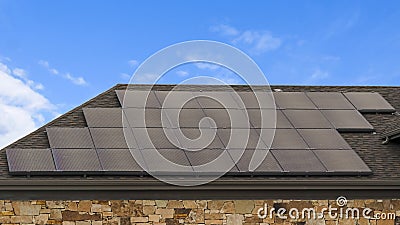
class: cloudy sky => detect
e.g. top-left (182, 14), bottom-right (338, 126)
top-left (0, 0), bottom-right (400, 147)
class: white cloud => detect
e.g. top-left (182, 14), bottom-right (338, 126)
top-left (39, 60), bottom-right (87, 85)
top-left (12, 68), bottom-right (44, 90)
top-left (128, 59), bottom-right (139, 67)
top-left (0, 62), bottom-right (56, 148)
top-left (120, 73), bottom-right (131, 80)
top-left (211, 24), bottom-right (282, 54)
top-left (194, 62), bottom-right (220, 70)
top-left (210, 24), bottom-right (239, 36)
top-left (176, 70), bottom-right (189, 77)
top-left (304, 68), bottom-right (330, 84)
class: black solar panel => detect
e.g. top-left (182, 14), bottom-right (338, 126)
top-left (141, 149), bottom-right (193, 174)
top-left (217, 128), bottom-right (268, 149)
top-left (274, 92), bottom-right (317, 109)
top-left (267, 129), bottom-right (308, 149)
top-left (116, 90), bottom-right (161, 108)
top-left (83, 108), bottom-right (123, 128)
top-left (90, 128), bottom-right (129, 149)
top-left (306, 92), bottom-right (355, 110)
top-left (164, 108), bottom-right (211, 128)
top-left (322, 110), bottom-right (374, 132)
top-left (344, 92), bottom-right (395, 113)
top-left (155, 91), bottom-right (200, 108)
top-left (47, 127), bottom-right (94, 149)
top-left (123, 108), bottom-right (170, 128)
top-left (283, 110), bottom-right (332, 129)
top-left (249, 110), bottom-right (291, 129)
top-left (298, 129), bottom-right (352, 150)
top-left (133, 128), bottom-right (180, 149)
top-left (313, 150), bottom-right (371, 174)
top-left (6, 149), bottom-right (56, 174)
top-left (195, 91), bottom-right (241, 109)
top-left (97, 149), bottom-right (143, 173)
top-left (52, 149), bottom-right (102, 172)
top-left (177, 128), bottom-right (225, 150)
top-left (228, 150), bottom-right (282, 174)
top-left (271, 150), bottom-right (326, 174)
top-left (203, 109), bottom-right (250, 128)
top-left (235, 91), bottom-right (275, 109)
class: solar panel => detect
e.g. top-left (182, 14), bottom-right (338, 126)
top-left (89, 128), bottom-right (129, 149)
top-left (6, 149), bottom-right (56, 174)
top-left (164, 108), bottom-right (211, 128)
top-left (141, 149), bottom-right (193, 174)
top-left (83, 108), bottom-right (123, 127)
top-left (202, 109), bottom-right (250, 128)
top-left (228, 150), bottom-right (282, 173)
top-left (47, 127), bottom-right (94, 149)
top-left (283, 110), bottom-right (332, 129)
top-left (321, 110), bottom-right (374, 132)
top-left (189, 149), bottom-right (237, 174)
top-left (313, 150), bottom-right (371, 174)
top-left (133, 128), bottom-right (180, 149)
top-left (155, 91), bottom-right (200, 108)
top-left (344, 92), bottom-right (395, 113)
top-left (271, 150), bottom-right (326, 173)
top-left (115, 90), bottom-right (161, 108)
top-left (247, 109), bottom-right (291, 129)
top-left (217, 128), bottom-right (268, 149)
top-left (194, 91), bottom-right (240, 109)
top-left (123, 108), bottom-right (171, 128)
top-left (274, 92), bottom-right (317, 109)
top-left (96, 149), bottom-right (144, 173)
top-left (234, 91), bottom-right (275, 109)
top-left (177, 128), bottom-right (225, 149)
top-left (265, 129), bottom-right (308, 149)
top-left (298, 129), bottom-right (352, 150)
top-left (306, 92), bottom-right (355, 110)
top-left (52, 149), bottom-right (102, 172)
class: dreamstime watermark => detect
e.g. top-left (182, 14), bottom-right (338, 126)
top-left (122, 40), bottom-right (276, 186)
top-left (257, 196), bottom-right (396, 220)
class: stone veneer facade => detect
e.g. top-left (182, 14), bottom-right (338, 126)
top-left (0, 200), bottom-right (399, 225)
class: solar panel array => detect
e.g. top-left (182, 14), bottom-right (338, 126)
top-left (7, 89), bottom-right (395, 176)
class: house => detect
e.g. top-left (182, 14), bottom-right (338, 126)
top-left (0, 84), bottom-right (399, 225)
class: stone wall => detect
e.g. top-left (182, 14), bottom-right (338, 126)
top-left (0, 200), bottom-right (399, 225)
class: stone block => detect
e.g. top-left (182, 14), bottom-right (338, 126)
top-left (12, 202), bottom-right (41, 216)
top-left (227, 214), bottom-right (244, 225)
top-left (234, 201), bottom-right (254, 214)
top-left (131, 217), bottom-right (149, 223)
top-left (77, 201), bottom-right (92, 212)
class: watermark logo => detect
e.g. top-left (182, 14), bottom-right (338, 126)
top-left (122, 40), bottom-right (276, 186)
top-left (257, 196), bottom-right (396, 220)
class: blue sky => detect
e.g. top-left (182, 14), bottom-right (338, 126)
top-left (0, 0), bottom-right (400, 147)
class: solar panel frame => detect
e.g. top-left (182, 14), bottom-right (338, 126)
top-left (298, 129), bottom-right (352, 150)
top-left (274, 92), bottom-right (317, 109)
top-left (313, 150), bottom-right (372, 174)
top-left (6, 149), bottom-right (56, 174)
top-left (306, 92), bottom-right (355, 110)
top-left (321, 110), bottom-right (374, 132)
top-left (83, 108), bottom-right (123, 128)
top-left (52, 148), bottom-right (102, 172)
top-left (89, 128), bottom-right (129, 149)
top-left (283, 110), bottom-right (333, 129)
top-left (271, 150), bottom-right (327, 174)
top-left (47, 127), bottom-right (95, 149)
top-left (344, 92), bottom-right (396, 113)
